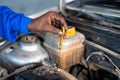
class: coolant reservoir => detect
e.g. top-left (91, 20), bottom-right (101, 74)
top-left (44, 27), bottom-right (85, 69)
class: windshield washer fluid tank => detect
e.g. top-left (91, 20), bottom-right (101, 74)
top-left (44, 27), bottom-right (85, 69)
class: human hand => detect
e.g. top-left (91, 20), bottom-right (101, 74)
top-left (28, 11), bottom-right (67, 35)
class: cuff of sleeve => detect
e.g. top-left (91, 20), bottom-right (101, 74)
top-left (20, 16), bottom-right (32, 34)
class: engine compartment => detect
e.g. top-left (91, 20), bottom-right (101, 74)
top-left (62, 0), bottom-right (120, 80)
top-left (0, 29), bottom-right (119, 80)
top-left (0, 0), bottom-right (120, 80)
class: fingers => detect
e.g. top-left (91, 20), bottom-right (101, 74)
top-left (57, 16), bottom-right (67, 30)
top-left (48, 11), bottom-right (68, 30)
top-left (45, 11), bottom-right (68, 35)
top-left (28, 11), bottom-right (67, 36)
top-left (46, 25), bottom-right (63, 36)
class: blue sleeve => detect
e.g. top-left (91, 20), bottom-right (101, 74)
top-left (0, 6), bottom-right (32, 42)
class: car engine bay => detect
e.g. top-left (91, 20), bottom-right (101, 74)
top-left (0, 0), bottom-right (120, 80)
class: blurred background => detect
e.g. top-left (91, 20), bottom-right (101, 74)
top-left (0, 0), bottom-right (59, 16)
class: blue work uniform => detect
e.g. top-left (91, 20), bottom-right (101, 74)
top-left (0, 6), bottom-right (32, 42)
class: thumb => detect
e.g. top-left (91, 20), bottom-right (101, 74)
top-left (47, 25), bottom-right (63, 36)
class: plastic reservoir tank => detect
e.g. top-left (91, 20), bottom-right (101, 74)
top-left (44, 27), bottom-right (85, 69)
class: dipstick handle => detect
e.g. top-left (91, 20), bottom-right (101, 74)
top-left (59, 26), bottom-right (65, 50)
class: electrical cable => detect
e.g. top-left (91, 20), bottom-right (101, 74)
top-left (102, 54), bottom-right (120, 78)
top-left (86, 52), bottom-right (101, 80)
top-left (86, 52), bottom-right (120, 78)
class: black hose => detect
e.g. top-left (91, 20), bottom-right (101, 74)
top-left (84, 40), bottom-right (120, 59)
top-left (0, 64), bottom-right (39, 80)
top-left (86, 61), bottom-right (93, 80)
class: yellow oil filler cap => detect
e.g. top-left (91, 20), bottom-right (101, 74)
top-left (66, 27), bottom-right (76, 37)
